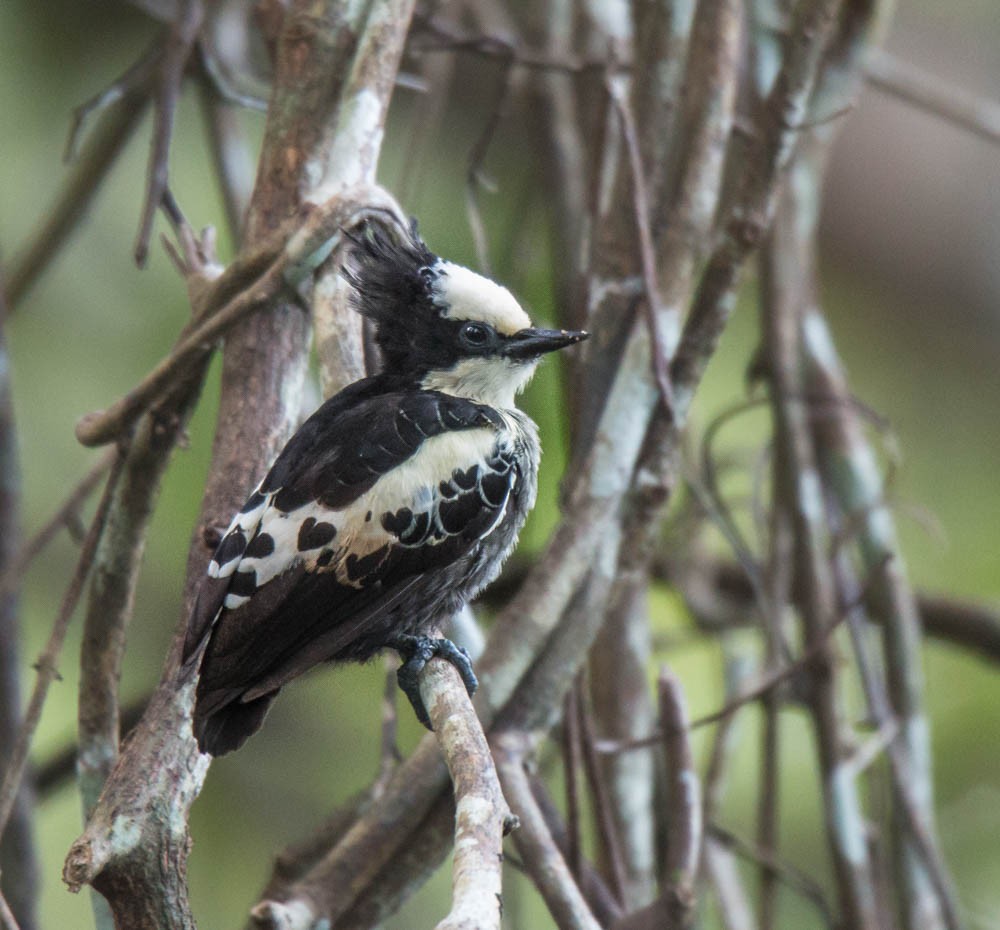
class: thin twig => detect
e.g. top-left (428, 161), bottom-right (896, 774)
top-left (74, 189), bottom-right (405, 447)
top-left (413, 16), bottom-right (614, 76)
top-left (866, 47), bottom-right (1000, 146)
top-left (604, 75), bottom-right (675, 415)
top-left (594, 609), bottom-right (850, 754)
top-left (0, 278), bottom-right (37, 930)
top-left (134, 0), bottom-right (206, 266)
top-left (0, 450), bottom-right (124, 840)
top-left (77, 212), bottom-right (218, 822)
top-left (463, 55), bottom-right (513, 276)
top-left (657, 554), bottom-right (1000, 665)
top-left (763, 145), bottom-right (880, 927)
top-left (7, 99), bottom-right (149, 311)
top-left (33, 697), bottom-right (147, 801)
top-left (709, 824), bottom-right (834, 926)
top-left (64, 40), bottom-right (161, 163)
top-left (197, 79), bottom-right (254, 245)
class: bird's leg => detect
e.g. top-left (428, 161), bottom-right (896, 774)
top-left (387, 634), bottom-right (479, 730)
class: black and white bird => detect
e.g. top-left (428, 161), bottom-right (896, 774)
top-left (182, 223), bottom-right (588, 756)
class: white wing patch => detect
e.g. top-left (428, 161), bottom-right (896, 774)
top-left (205, 427), bottom-right (513, 611)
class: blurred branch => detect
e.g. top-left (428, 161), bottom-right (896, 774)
top-left (0, 451), bottom-right (114, 603)
top-left (134, 0), bottom-right (205, 266)
top-left (0, 450), bottom-right (124, 842)
top-left (708, 825), bottom-right (834, 926)
top-left (197, 81), bottom-right (255, 245)
top-left (34, 696), bottom-right (147, 802)
top-left (0, 279), bottom-right (38, 930)
top-left (662, 556), bottom-right (1000, 665)
top-left (413, 15), bottom-right (613, 75)
top-left (0, 890), bottom-right (21, 930)
top-left (593, 608), bottom-right (850, 755)
top-left (866, 48), bottom-right (1000, 146)
top-left (613, 670), bottom-right (702, 930)
top-left (6, 88), bottom-right (150, 311)
top-left (762, 162), bottom-right (881, 928)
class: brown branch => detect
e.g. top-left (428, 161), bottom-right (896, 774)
top-left (659, 669), bottom-right (701, 922)
top-left (412, 16), bottom-right (614, 75)
top-left (577, 673), bottom-right (629, 907)
top-left (605, 75), bottom-right (674, 413)
top-left (197, 80), bottom-right (254, 244)
top-left (463, 55), bottom-right (513, 277)
top-left (528, 775), bottom-right (624, 927)
top-left (33, 696), bottom-right (147, 802)
top-left (763, 158), bottom-right (881, 929)
top-left (65, 2), bottom-right (418, 926)
top-left (612, 670), bottom-right (703, 930)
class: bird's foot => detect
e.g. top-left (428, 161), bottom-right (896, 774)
top-left (387, 634), bottom-right (478, 730)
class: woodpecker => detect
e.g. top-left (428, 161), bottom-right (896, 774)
top-left (182, 223), bottom-right (588, 755)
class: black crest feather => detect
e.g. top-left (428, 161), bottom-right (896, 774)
top-left (344, 221), bottom-right (447, 371)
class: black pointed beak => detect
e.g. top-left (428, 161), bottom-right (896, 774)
top-left (503, 328), bottom-right (589, 360)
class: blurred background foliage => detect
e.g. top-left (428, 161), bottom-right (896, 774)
top-left (0, 0), bottom-right (997, 927)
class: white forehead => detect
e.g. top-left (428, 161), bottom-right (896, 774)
top-left (433, 261), bottom-right (532, 335)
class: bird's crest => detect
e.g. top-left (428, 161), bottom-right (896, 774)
top-left (343, 221), bottom-right (442, 360)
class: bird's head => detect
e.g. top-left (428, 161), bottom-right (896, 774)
top-left (344, 222), bottom-right (588, 408)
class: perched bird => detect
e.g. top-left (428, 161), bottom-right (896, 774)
top-left (182, 223), bottom-right (588, 755)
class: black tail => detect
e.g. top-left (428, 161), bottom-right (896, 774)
top-left (192, 689), bottom-right (278, 756)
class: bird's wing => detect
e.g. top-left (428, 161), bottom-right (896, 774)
top-left (183, 389), bottom-right (518, 701)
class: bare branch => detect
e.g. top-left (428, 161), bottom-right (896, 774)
top-left (76, 214), bottom-right (220, 821)
top-left (0, 451), bottom-right (124, 840)
top-left (74, 188), bottom-right (405, 448)
top-left (494, 733), bottom-right (602, 930)
top-left (425, 659), bottom-right (514, 930)
top-left (6, 95), bottom-right (149, 311)
top-left (0, 281), bottom-right (37, 930)
top-left (66, 2), bottom-right (418, 926)
top-left (708, 825), bottom-right (834, 926)
top-left (866, 48), bottom-right (1000, 146)
top-left (134, 0), bottom-right (206, 266)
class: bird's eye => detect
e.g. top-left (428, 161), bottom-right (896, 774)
top-left (460, 322), bottom-right (492, 347)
